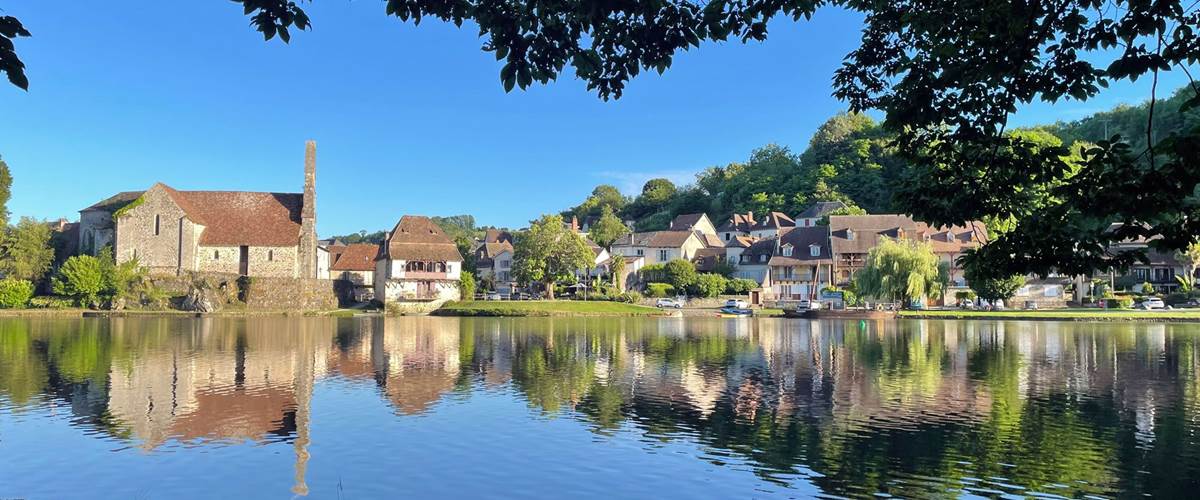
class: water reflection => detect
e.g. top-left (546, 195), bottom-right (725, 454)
top-left (1, 317), bottom-right (1199, 497)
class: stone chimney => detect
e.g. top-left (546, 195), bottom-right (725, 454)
top-left (299, 140), bottom-right (318, 278)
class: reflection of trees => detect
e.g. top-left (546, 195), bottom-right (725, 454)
top-left (5, 317), bottom-right (1200, 497)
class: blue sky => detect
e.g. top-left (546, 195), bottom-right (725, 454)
top-left (0, 1), bottom-right (1191, 237)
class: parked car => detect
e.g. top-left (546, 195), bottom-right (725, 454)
top-left (485, 292), bottom-right (503, 301)
top-left (797, 300), bottom-right (822, 310)
top-left (725, 299), bottom-right (749, 309)
top-left (1136, 297), bottom-right (1166, 310)
top-left (655, 298), bottom-right (683, 309)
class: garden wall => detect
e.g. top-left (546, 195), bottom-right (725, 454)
top-left (149, 273), bottom-right (340, 311)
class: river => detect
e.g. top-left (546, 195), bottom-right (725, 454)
top-left (0, 316), bottom-right (1197, 498)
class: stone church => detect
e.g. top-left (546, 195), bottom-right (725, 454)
top-left (77, 142), bottom-right (320, 278)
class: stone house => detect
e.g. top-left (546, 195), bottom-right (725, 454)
top-left (610, 230), bottom-right (707, 266)
top-left (794, 201), bottom-right (847, 228)
top-left (330, 243), bottom-right (379, 302)
top-left (373, 215), bottom-right (464, 309)
top-left (474, 230), bottom-right (515, 294)
top-left (77, 141), bottom-right (320, 278)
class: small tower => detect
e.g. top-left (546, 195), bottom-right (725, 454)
top-left (299, 140), bottom-right (318, 278)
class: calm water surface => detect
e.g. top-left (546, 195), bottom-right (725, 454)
top-left (1, 316), bottom-right (1199, 498)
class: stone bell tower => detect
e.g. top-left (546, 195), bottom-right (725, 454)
top-left (298, 140), bottom-right (318, 279)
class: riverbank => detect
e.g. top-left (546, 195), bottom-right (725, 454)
top-left (0, 308), bottom-right (363, 318)
top-left (899, 308), bottom-right (1200, 322)
top-left (432, 300), bottom-right (667, 317)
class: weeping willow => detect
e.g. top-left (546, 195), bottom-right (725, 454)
top-left (854, 238), bottom-right (947, 305)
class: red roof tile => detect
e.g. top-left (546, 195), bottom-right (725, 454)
top-left (330, 243), bottom-right (381, 271)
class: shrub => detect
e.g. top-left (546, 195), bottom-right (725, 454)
top-left (1140, 281), bottom-right (1155, 295)
top-left (459, 271), bottom-right (476, 299)
top-left (0, 278), bottom-right (34, 308)
top-left (646, 283), bottom-right (675, 298)
top-left (954, 290), bottom-right (977, 301)
top-left (29, 296), bottom-right (73, 309)
top-left (663, 259), bottom-right (698, 291)
top-left (621, 291), bottom-right (642, 303)
top-left (1165, 292), bottom-right (1190, 306)
top-left (725, 278), bottom-right (758, 295)
top-left (52, 255), bottom-right (105, 307)
top-left (689, 273), bottom-right (727, 298)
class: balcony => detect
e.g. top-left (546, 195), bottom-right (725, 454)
top-left (401, 271), bottom-right (451, 280)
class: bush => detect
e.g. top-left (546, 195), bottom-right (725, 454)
top-left (29, 296), bottom-right (73, 309)
top-left (663, 259), bottom-right (698, 291)
top-left (1140, 281), bottom-right (1155, 295)
top-left (52, 255), bottom-right (105, 307)
top-left (689, 273), bottom-right (727, 298)
top-left (0, 278), bottom-right (34, 308)
top-left (954, 290), bottom-right (977, 301)
top-left (646, 283), bottom-right (675, 298)
top-left (725, 278), bottom-right (758, 295)
top-left (459, 271), bottom-right (476, 299)
top-left (1105, 296), bottom-right (1134, 309)
top-left (1165, 292), bottom-right (1190, 306)
top-left (621, 291), bottom-right (642, 303)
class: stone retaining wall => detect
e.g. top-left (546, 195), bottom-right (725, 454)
top-left (149, 273), bottom-right (339, 311)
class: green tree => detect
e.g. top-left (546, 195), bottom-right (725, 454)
top-left (459, 270), bottom-right (476, 299)
top-left (689, 273), bottom-right (727, 298)
top-left (854, 238), bottom-right (945, 306)
top-left (0, 278), bottom-right (33, 308)
top-left (568, 184), bottom-right (628, 219)
top-left (662, 259), bottom-right (698, 293)
top-left (52, 254), bottom-right (104, 307)
top-left (1176, 241), bottom-right (1200, 283)
top-left (963, 255), bottom-right (1026, 303)
top-left (0, 156), bottom-right (11, 225)
top-left (513, 214), bottom-right (593, 299)
top-left (0, 217), bottom-right (54, 283)
top-left (588, 205), bottom-right (629, 249)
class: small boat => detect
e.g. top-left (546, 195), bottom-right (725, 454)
top-left (718, 306), bottom-right (753, 317)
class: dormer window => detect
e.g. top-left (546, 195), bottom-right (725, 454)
top-left (810, 244), bottom-right (820, 257)
top-left (946, 233), bottom-right (956, 243)
top-left (782, 245), bottom-right (793, 257)
top-left (760, 254), bottom-right (768, 263)
top-left (846, 229), bottom-right (855, 241)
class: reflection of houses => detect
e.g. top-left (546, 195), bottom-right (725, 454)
top-left (378, 317), bottom-right (461, 415)
top-left (330, 243), bottom-right (379, 302)
top-left (77, 142), bottom-right (319, 278)
top-left (373, 215), bottom-right (464, 308)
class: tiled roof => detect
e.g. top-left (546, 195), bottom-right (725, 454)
top-left (330, 243), bottom-right (380, 271)
top-left (770, 226), bottom-right (832, 265)
top-left (829, 215), bottom-right (987, 255)
top-left (752, 211), bottom-right (797, 231)
top-left (726, 235), bottom-right (757, 248)
top-left (383, 215), bottom-right (464, 262)
top-left (484, 229), bottom-right (513, 244)
top-left (82, 191), bottom-right (145, 212)
top-left (692, 247), bottom-right (727, 272)
top-left (717, 212), bottom-right (756, 233)
top-left (669, 213), bottom-right (707, 230)
top-left (167, 187), bottom-right (304, 247)
top-left (612, 230), bottom-right (697, 248)
top-left (741, 237), bottom-right (780, 265)
top-left (796, 201), bottom-right (847, 219)
top-left (699, 232), bottom-right (724, 248)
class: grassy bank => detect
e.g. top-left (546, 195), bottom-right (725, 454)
top-left (899, 308), bottom-right (1200, 322)
top-left (434, 300), bottom-right (667, 317)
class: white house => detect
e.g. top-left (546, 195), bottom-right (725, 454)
top-left (610, 230), bottom-right (707, 265)
top-left (373, 215), bottom-right (464, 311)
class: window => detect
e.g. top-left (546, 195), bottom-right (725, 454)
top-left (636, 249), bottom-right (644, 256)
top-left (782, 245), bottom-right (793, 257)
top-left (760, 254), bottom-right (767, 263)
top-left (725, 233), bottom-right (730, 241)
top-left (1133, 268), bottom-right (1150, 281)
top-left (214, 250), bottom-right (220, 260)
top-left (268, 250), bottom-right (274, 261)
top-left (658, 249), bottom-right (669, 261)
top-left (846, 229), bottom-right (855, 241)
top-left (154, 215), bottom-right (161, 236)
top-left (810, 245), bottom-right (820, 257)
top-left (946, 233), bottom-right (955, 243)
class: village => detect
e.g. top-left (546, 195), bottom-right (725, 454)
top-left (21, 140), bottom-right (1186, 318)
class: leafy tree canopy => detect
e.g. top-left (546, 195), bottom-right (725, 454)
top-left (854, 238), bottom-right (945, 306)
top-left (0, 216), bottom-right (54, 283)
top-left (587, 205), bottom-right (629, 249)
top-left (513, 214), bottom-right (594, 298)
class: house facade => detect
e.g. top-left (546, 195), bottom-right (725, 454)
top-left (795, 201), bottom-right (847, 228)
top-left (717, 212), bottom-right (756, 243)
top-left (330, 243), bottom-right (379, 302)
top-left (610, 231), bottom-right (707, 265)
top-left (474, 230), bottom-right (516, 294)
top-left (77, 141), bottom-right (320, 278)
top-left (767, 226), bottom-right (833, 301)
top-left (373, 216), bottom-right (464, 309)
top-left (828, 214), bottom-right (986, 290)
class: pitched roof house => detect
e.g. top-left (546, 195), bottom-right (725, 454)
top-left (330, 243), bottom-right (380, 302)
top-left (77, 142), bottom-right (319, 278)
top-left (374, 216), bottom-right (465, 308)
top-left (750, 211), bottom-right (797, 239)
top-left (767, 226), bottom-right (834, 301)
top-left (828, 214), bottom-right (986, 286)
top-left (795, 201), bottom-right (848, 227)
top-left (717, 212), bottom-right (757, 243)
top-left (611, 230), bottom-right (707, 265)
